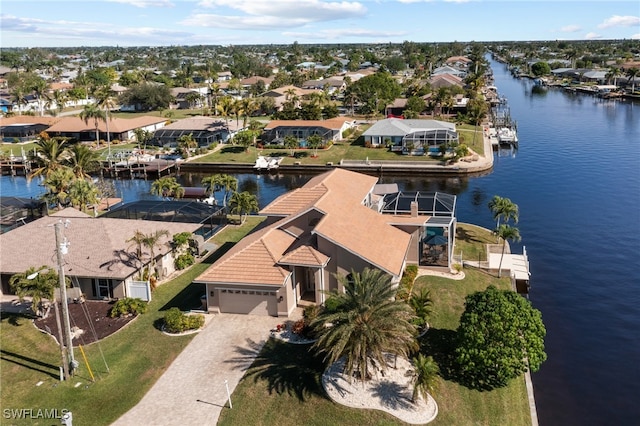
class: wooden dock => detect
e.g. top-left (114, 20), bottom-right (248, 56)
top-left (102, 159), bottom-right (179, 179)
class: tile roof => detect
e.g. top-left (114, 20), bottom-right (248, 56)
top-left (0, 213), bottom-right (200, 279)
top-left (279, 242), bottom-right (330, 267)
top-left (0, 115), bottom-right (60, 126)
top-left (263, 117), bottom-right (354, 131)
top-left (195, 222), bottom-right (295, 286)
top-left (45, 116), bottom-right (166, 134)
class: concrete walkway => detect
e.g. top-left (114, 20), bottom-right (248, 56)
top-left (112, 313), bottom-right (282, 426)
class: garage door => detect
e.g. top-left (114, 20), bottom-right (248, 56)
top-left (219, 289), bottom-right (277, 316)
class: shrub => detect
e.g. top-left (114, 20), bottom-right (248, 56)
top-left (164, 307), bottom-right (204, 333)
top-left (109, 298), bottom-right (148, 318)
top-left (174, 253), bottom-right (195, 270)
top-left (323, 295), bottom-right (344, 313)
top-left (291, 319), bottom-right (306, 335)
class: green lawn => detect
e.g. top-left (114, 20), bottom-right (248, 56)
top-left (219, 224), bottom-right (531, 426)
top-left (0, 217), bottom-right (265, 426)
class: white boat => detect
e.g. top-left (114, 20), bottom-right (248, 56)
top-left (254, 156), bottom-right (283, 171)
top-left (497, 127), bottom-right (518, 144)
top-left (253, 155), bottom-right (270, 170)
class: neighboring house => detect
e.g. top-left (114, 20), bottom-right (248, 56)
top-left (151, 116), bottom-right (241, 147)
top-left (261, 85), bottom-right (317, 110)
top-left (0, 115), bottom-right (60, 142)
top-left (45, 115), bottom-right (167, 143)
top-left (362, 118), bottom-right (458, 154)
top-left (444, 56), bottom-right (472, 70)
top-left (170, 87), bottom-right (207, 110)
top-left (240, 76), bottom-right (273, 92)
top-left (429, 73), bottom-right (464, 90)
top-left (262, 117), bottom-right (356, 145)
top-left (194, 168), bottom-right (456, 317)
top-left (217, 71), bottom-right (233, 82)
top-left (432, 65), bottom-right (467, 79)
top-left (301, 78), bottom-right (346, 95)
top-left (0, 208), bottom-right (201, 299)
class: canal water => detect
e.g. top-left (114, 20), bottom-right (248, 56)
top-left (2, 58), bottom-right (638, 424)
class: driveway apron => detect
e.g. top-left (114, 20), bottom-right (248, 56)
top-left (112, 313), bottom-right (282, 426)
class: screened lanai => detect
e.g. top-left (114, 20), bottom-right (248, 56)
top-left (151, 128), bottom-right (227, 148)
top-left (102, 200), bottom-right (225, 239)
top-left (403, 128), bottom-right (459, 155)
top-left (381, 191), bottom-right (457, 269)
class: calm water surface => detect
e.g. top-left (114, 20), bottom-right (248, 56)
top-left (2, 58), bottom-right (639, 424)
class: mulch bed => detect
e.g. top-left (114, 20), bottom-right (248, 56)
top-left (34, 300), bottom-right (136, 345)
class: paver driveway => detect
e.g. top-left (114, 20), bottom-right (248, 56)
top-left (112, 313), bottom-right (282, 426)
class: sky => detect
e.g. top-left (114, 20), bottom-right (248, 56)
top-left (1, 0), bottom-right (639, 48)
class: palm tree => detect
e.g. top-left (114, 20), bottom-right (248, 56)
top-left (51, 89), bottom-right (68, 115)
top-left (9, 266), bottom-right (62, 317)
top-left (307, 134), bottom-right (323, 157)
top-left (28, 137), bottom-right (70, 180)
top-left (127, 229), bottom-right (170, 284)
top-left (142, 229), bottom-right (170, 284)
top-left (66, 144), bottom-right (101, 178)
top-left (177, 133), bottom-right (197, 159)
top-left (68, 178), bottom-right (99, 213)
top-left (284, 135), bottom-right (299, 157)
top-left (79, 103), bottom-right (106, 146)
top-left (133, 128), bottom-right (153, 152)
top-left (229, 191), bottom-right (259, 224)
top-left (488, 195), bottom-right (519, 229)
top-left (494, 224), bottom-right (522, 278)
top-left (42, 167), bottom-right (75, 210)
top-left (626, 68), bottom-right (639, 93)
top-left (216, 96), bottom-right (234, 124)
top-left (217, 174), bottom-right (238, 209)
top-left (95, 88), bottom-right (118, 159)
top-left (151, 176), bottom-right (184, 200)
top-left (311, 268), bottom-right (418, 383)
top-left (407, 354), bottom-right (439, 403)
top-left (408, 288), bottom-right (432, 331)
top-left (202, 174), bottom-right (222, 198)
top-left (31, 77), bottom-right (49, 116)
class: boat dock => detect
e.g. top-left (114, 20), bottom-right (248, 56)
top-left (103, 159), bottom-right (179, 179)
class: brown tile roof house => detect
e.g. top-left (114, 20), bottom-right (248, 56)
top-left (0, 208), bottom-right (200, 300)
top-left (195, 169), bottom-right (430, 317)
top-left (1, 115), bottom-right (61, 141)
top-left (45, 116), bottom-right (167, 143)
top-left (262, 117), bottom-right (356, 144)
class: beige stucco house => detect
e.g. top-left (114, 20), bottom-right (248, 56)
top-left (195, 169), bottom-right (456, 317)
top-left (0, 208), bottom-right (200, 300)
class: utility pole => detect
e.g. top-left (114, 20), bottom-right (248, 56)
top-left (55, 222), bottom-right (76, 376)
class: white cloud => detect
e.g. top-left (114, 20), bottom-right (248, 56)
top-left (584, 32), bottom-right (602, 40)
top-left (284, 27), bottom-right (407, 40)
top-left (181, 13), bottom-right (311, 29)
top-left (560, 25), bottom-right (581, 33)
top-left (196, 0), bottom-right (367, 20)
top-left (631, 33), bottom-right (640, 40)
top-left (107, 0), bottom-right (175, 7)
top-left (597, 15), bottom-right (640, 29)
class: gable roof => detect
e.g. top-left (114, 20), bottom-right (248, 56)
top-left (263, 117), bottom-right (354, 132)
top-left (45, 115), bottom-right (166, 134)
top-left (195, 221), bottom-right (295, 286)
top-left (265, 169), bottom-right (411, 276)
top-left (363, 118), bottom-right (455, 137)
top-left (0, 213), bottom-right (200, 279)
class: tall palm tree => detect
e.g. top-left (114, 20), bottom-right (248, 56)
top-left (217, 174), bottom-right (238, 209)
top-left (66, 144), bottom-right (101, 178)
top-left (229, 191), bottom-right (259, 224)
top-left (626, 68), bottom-right (639, 93)
top-left (201, 174), bottom-right (222, 197)
top-left (79, 103), bottom-right (106, 146)
top-left (488, 195), bottom-right (519, 229)
top-left (177, 133), bottom-right (198, 159)
top-left (42, 167), bottom-right (75, 210)
top-left (68, 178), bottom-right (99, 213)
top-left (95, 88), bottom-right (118, 159)
top-left (407, 354), bottom-right (440, 403)
top-left (28, 137), bottom-right (70, 180)
top-left (142, 229), bottom-right (170, 283)
top-left (151, 176), bottom-right (184, 200)
top-left (51, 89), bottom-right (68, 115)
top-left (494, 224), bottom-right (522, 278)
top-left (216, 96), bottom-right (234, 124)
top-left (9, 266), bottom-right (62, 317)
top-left (31, 77), bottom-right (49, 116)
top-left (311, 268), bottom-right (418, 383)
